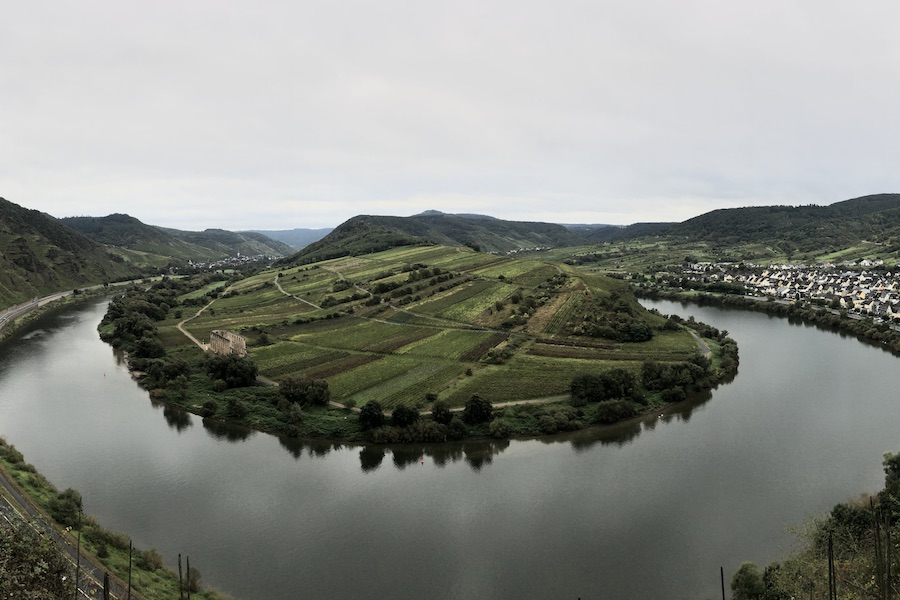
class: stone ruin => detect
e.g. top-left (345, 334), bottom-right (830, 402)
top-left (208, 330), bottom-right (247, 357)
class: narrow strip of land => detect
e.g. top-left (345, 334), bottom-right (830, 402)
top-left (0, 464), bottom-right (140, 599)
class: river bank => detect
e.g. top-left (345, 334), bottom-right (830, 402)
top-left (0, 436), bottom-right (232, 600)
top-left (637, 286), bottom-right (900, 354)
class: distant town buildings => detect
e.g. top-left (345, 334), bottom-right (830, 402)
top-left (176, 254), bottom-right (279, 273)
top-left (660, 263), bottom-right (900, 321)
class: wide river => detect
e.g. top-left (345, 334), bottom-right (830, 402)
top-left (1, 298), bottom-right (898, 599)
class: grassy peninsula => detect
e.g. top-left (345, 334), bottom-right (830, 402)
top-left (99, 244), bottom-right (737, 443)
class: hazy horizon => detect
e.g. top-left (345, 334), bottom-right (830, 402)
top-left (4, 2), bottom-right (899, 230)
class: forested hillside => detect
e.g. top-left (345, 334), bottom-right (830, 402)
top-left (0, 198), bottom-right (140, 305)
top-left (63, 214), bottom-right (294, 260)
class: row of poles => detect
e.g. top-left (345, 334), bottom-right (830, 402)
top-left (716, 498), bottom-right (894, 600)
top-left (72, 511), bottom-right (194, 600)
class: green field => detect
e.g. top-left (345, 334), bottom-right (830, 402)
top-left (445, 354), bottom-right (636, 404)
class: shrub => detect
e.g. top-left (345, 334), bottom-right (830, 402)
top-left (447, 417), bottom-right (468, 440)
top-left (138, 548), bottom-right (164, 571)
top-left (594, 400), bottom-right (638, 425)
top-left (84, 526), bottom-right (130, 551)
top-left (661, 387), bottom-right (687, 403)
top-left (224, 397), bottom-right (249, 421)
top-left (48, 488), bottom-right (82, 528)
top-left (369, 426), bottom-right (400, 444)
top-left (489, 418), bottom-right (510, 439)
top-left (0, 443), bottom-right (24, 465)
top-left (201, 399), bottom-right (218, 417)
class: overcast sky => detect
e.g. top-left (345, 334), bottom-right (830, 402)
top-left (2, 1), bottom-right (899, 231)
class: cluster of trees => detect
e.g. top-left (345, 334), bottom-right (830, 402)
top-left (100, 283), bottom-right (178, 360)
top-left (320, 291), bottom-right (368, 308)
top-left (567, 352), bottom-right (725, 426)
top-left (205, 354), bottom-right (259, 390)
top-left (495, 276), bottom-right (568, 331)
top-left (279, 376), bottom-right (330, 407)
top-left (363, 270), bottom-right (460, 308)
top-left (100, 280), bottom-right (208, 403)
top-left (357, 395), bottom-right (494, 444)
top-left (641, 356), bottom-right (713, 402)
top-left (405, 265), bottom-right (444, 282)
top-left (570, 368), bottom-right (640, 405)
top-left (569, 289), bottom-right (654, 342)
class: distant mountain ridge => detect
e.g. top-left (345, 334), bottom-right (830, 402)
top-left (246, 228), bottom-right (334, 250)
top-left (5, 193), bottom-right (900, 308)
top-left (62, 215), bottom-right (294, 260)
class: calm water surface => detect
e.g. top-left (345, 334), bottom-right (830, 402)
top-left (1, 298), bottom-right (899, 599)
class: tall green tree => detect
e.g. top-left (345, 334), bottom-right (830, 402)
top-left (358, 401), bottom-right (385, 430)
top-left (391, 405), bottom-right (420, 427)
top-left (462, 394), bottom-right (493, 425)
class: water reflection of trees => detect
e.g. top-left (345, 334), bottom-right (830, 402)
top-left (278, 437), bottom-right (344, 460)
top-left (355, 439), bottom-right (512, 473)
top-left (564, 388), bottom-right (714, 453)
top-left (269, 391), bottom-right (718, 472)
top-left (149, 397), bottom-right (194, 433)
top-left (202, 418), bottom-right (254, 442)
top-left (163, 405), bottom-right (192, 432)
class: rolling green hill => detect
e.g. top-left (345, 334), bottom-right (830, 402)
top-left (669, 193), bottom-right (900, 252)
top-left (281, 212), bottom-right (587, 266)
top-left (0, 198), bottom-right (142, 305)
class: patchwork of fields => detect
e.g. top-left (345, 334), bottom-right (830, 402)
top-left (177, 245), bottom-right (703, 409)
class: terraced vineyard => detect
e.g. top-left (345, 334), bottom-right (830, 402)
top-left (177, 245), bottom-right (706, 409)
